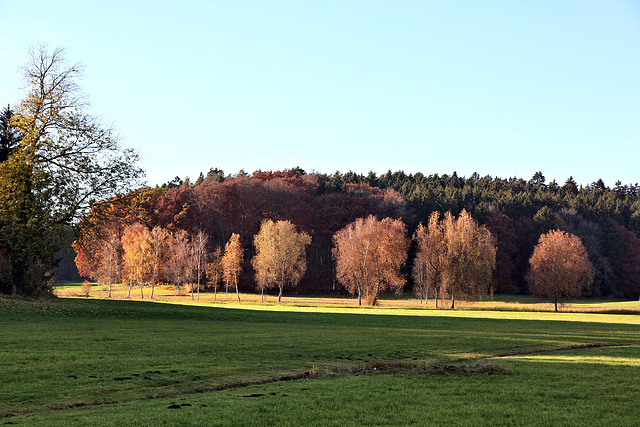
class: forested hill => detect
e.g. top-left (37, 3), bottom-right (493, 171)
top-left (321, 170), bottom-right (640, 229)
top-left (76, 168), bottom-right (640, 299)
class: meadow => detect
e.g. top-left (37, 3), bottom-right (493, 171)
top-left (2, 288), bottom-right (640, 425)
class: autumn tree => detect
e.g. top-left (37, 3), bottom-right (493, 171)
top-left (206, 247), bottom-right (223, 300)
top-left (121, 223), bottom-right (152, 298)
top-left (442, 210), bottom-right (497, 309)
top-left (333, 215), bottom-right (408, 305)
top-left (252, 219), bottom-right (311, 302)
top-left (149, 226), bottom-right (171, 298)
top-left (527, 230), bottom-right (595, 311)
top-left (99, 232), bottom-right (121, 298)
top-left (222, 233), bottom-right (243, 301)
top-left (165, 230), bottom-right (190, 295)
top-left (191, 230), bottom-right (209, 300)
top-left (1, 46), bottom-right (142, 295)
top-left (412, 212), bottom-right (446, 306)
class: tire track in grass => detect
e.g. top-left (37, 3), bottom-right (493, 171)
top-left (3, 342), bottom-right (638, 421)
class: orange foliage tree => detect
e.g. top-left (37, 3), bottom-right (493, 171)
top-left (527, 230), bottom-right (594, 311)
top-left (121, 223), bottom-right (152, 298)
top-left (333, 215), bottom-right (408, 305)
top-left (222, 233), bottom-right (243, 301)
top-left (149, 226), bottom-right (171, 298)
top-left (99, 232), bottom-right (121, 298)
top-left (205, 247), bottom-right (223, 300)
top-left (164, 230), bottom-right (191, 295)
top-left (442, 210), bottom-right (497, 309)
top-left (252, 219), bottom-right (311, 302)
top-left (412, 211), bottom-right (447, 306)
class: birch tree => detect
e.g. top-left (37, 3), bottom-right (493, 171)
top-left (191, 230), bottom-right (209, 300)
top-left (222, 233), bottom-right (243, 301)
top-left (412, 212), bottom-right (446, 306)
top-left (206, 247), bottom-right (223, 300)
top-left (442, 210), bottom-right (497, 309)
top-left (252, 219), bottom-right (311, 302)
top-left (149, 226), bottom-right (171, 298)
top-left (333, 215), bottom-right (408, 305)
top-left (121, 223), bottom-right (152, 298)
top-left (165, 230), bottom-right (190, 295)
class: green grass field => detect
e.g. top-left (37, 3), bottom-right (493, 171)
top-left (1, 295), bottom-right (639, 425)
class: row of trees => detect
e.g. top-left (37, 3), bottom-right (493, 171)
top-left (77, 219), bottom-right (312, 302)
top-left (77, 207), bottom-right (595, 310)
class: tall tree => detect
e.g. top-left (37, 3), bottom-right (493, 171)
top-left (527, 230), bottom-right (594, 311)
top-left (1, 46), bottom-right (142, 295)
top-left (412, 212), bottom-right (446, 306)
top-left (165, 230), bottom-right (190, 295)
top-left (99, 231), bottom-right (121, 298)
top-left (222, 233), bottom-right (243, 301)
top-left (442, 210), bottom-right (497, 309)
top-left (206, 247), bottom-right (223, 300)
top-left (11, 46), bottom-right (143, 224)
top-left (0, 105), bottom-right (20, 162)
top-left (149, 226), bottom-right (171, 298)
top-left (121, 223), bottom-right (152, 298)
top-left (191, 230), bottom-right (209, 300)
top-left (333, 215), bottom-right (408, 305)
top-left (252, 219), bottom-right (311, 302)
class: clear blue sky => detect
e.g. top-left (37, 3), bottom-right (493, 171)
top-left (2, 1), bottom-right (639, 188)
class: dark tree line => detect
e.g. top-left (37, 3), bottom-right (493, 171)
top-left (75, 168), bottom-right (640, 299)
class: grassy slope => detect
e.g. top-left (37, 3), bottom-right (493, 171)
top-left (2, 297), bottom-right (640, 425)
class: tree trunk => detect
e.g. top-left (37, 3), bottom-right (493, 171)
top-left (127, 279), bottom-right (132, 298)
top-left (235, 279), bottom-right (240, 302)
top-left (554, 296), bottom-right (558, 312)
top-left (278, 285), bottom-right (283, 302)
top-left (435, 289), bottom-right (438, 308)
top-left (197, 263), bottom-right (201, 300)
top-left (214, 284), bottom-right (217, 301)
top-left (261, 287), bottom-right (264, 303)
top-left (108, 281), bottom-right (112, 299)
top-left (451, 293), bottom-right (455, 310)
top-left (225, 284), bottom-right (228, 301)
top-left (151, 278), bottom-right (155, 299)
top-left (358, 288), bottom-right (362, 306)
top-left (140, 282), bottom-right (144, 299)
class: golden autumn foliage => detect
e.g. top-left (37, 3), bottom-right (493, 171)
top-left (252, 219), bottom-right (311, 302)
top-left (222, 233), bottom-right (243, 301)
top-left (121, 223), bottom-right (152, 298)
top-left (527, 230), bottom-right (594, 311)
top-left (149, 226), bottom-right (171, 298)
top-left (333, 215), bottom-right (408, 305)
top-left (205, 247), bottom-right (223, 300)
top-left (164, 230), bottom-right (190, 295)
